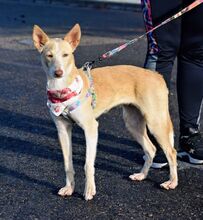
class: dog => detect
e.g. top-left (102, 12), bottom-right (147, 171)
top-left (32, 24), bottom-right (178, 201)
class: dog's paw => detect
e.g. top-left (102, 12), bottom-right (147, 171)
top-left (129, 173), bottom-right (146, 181)
top-left (58, 185), bottom-right (74, 197)
top-left (84, 183), bottom-right (96, 201)
top-left (160, 180), bottom-right (178, 190)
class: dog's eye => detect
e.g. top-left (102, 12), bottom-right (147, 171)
top-left (63, 53), bottom-right (68, 57)
top-left (47, 54), bottom-right (53, 58)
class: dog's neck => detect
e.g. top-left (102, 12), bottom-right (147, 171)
top-left (46, 64), bottom-right (80, 90)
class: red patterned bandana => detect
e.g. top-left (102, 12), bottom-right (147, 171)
top-left (47, 88), bottom-right (77, 103)
top-left (47, 75), bottom-right (83, 116)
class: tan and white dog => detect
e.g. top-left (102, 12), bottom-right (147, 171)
top-left (32, 24), bottom-right (178, 201)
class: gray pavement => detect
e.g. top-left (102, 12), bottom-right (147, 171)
top-left (0, 1), bottom-right (202, 220)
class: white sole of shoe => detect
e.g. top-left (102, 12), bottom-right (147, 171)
top-left (151, 162), bottom-right (168, 169)
top-left (178, 152), bottom-right (203, 164)
top-left (143, 155), bottom-right (168, 169)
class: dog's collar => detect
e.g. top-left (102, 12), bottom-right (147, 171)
top-left (83, 63), bottom-right (96, 109)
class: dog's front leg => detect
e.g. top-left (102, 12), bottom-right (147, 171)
top-left (52, 115), bottom-right (75, 197)
top-left (83, 119), bottom-right (98, 201)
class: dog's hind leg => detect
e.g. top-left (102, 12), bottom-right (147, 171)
top-left (123, 105), bottom-right (156, 181)
top-left (52, 115), bottom-right (75, 197)
top-left (147, 113), bottom-right (178, 190)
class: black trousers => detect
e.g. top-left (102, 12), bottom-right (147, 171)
top-left (141, 0), bottom-right (203, 132)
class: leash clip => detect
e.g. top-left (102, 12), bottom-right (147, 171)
top-left (83, 61), bottom-right (95, 71)
top-left (83, 55), bottom-right (104, 71)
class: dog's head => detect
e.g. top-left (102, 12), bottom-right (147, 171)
top-left (32, 24), bottom-right (81, 79)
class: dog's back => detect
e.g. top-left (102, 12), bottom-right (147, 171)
top-left (88, 65), bottom-right (168, 118)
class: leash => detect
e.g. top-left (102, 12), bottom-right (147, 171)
top-left (84, 0), bottom-right (203, 69)
top-left (81, 0), bottom-right (202, 112)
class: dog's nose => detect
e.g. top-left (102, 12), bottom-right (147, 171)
top-left (54, 69), bottom-right (63, 77)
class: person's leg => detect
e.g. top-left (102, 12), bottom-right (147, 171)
top-left (141, 0), bottom-right (182, 168)
top-left (141, 0), bottom-right (182, 87)
top-left (177, 0), bottom-right (203, 164)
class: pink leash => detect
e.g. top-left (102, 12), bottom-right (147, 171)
top-left (84, 0), bottom-right (203, 68)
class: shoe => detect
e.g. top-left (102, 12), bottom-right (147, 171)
top-left (178, 127), bottom-right (203, 164)
top-left (143, 151), bottom-right (168, 169)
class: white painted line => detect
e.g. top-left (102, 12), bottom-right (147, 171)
top-left (84, 0), bottom-right (140, 4)
top-left (19, 39), bottom-right (33, 46)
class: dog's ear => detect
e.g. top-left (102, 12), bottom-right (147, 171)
top-left (33, 25), bottom-right (49, 52)
top-left (64, 24), bottom-right (81, 51)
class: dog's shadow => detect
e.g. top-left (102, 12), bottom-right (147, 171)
top-left (0, 107), bottom-right (146, 196)
top-left (0, 107), bottom-right (143, 163)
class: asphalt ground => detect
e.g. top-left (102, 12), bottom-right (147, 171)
top-left (0, 1), bottom-right (202, 219)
